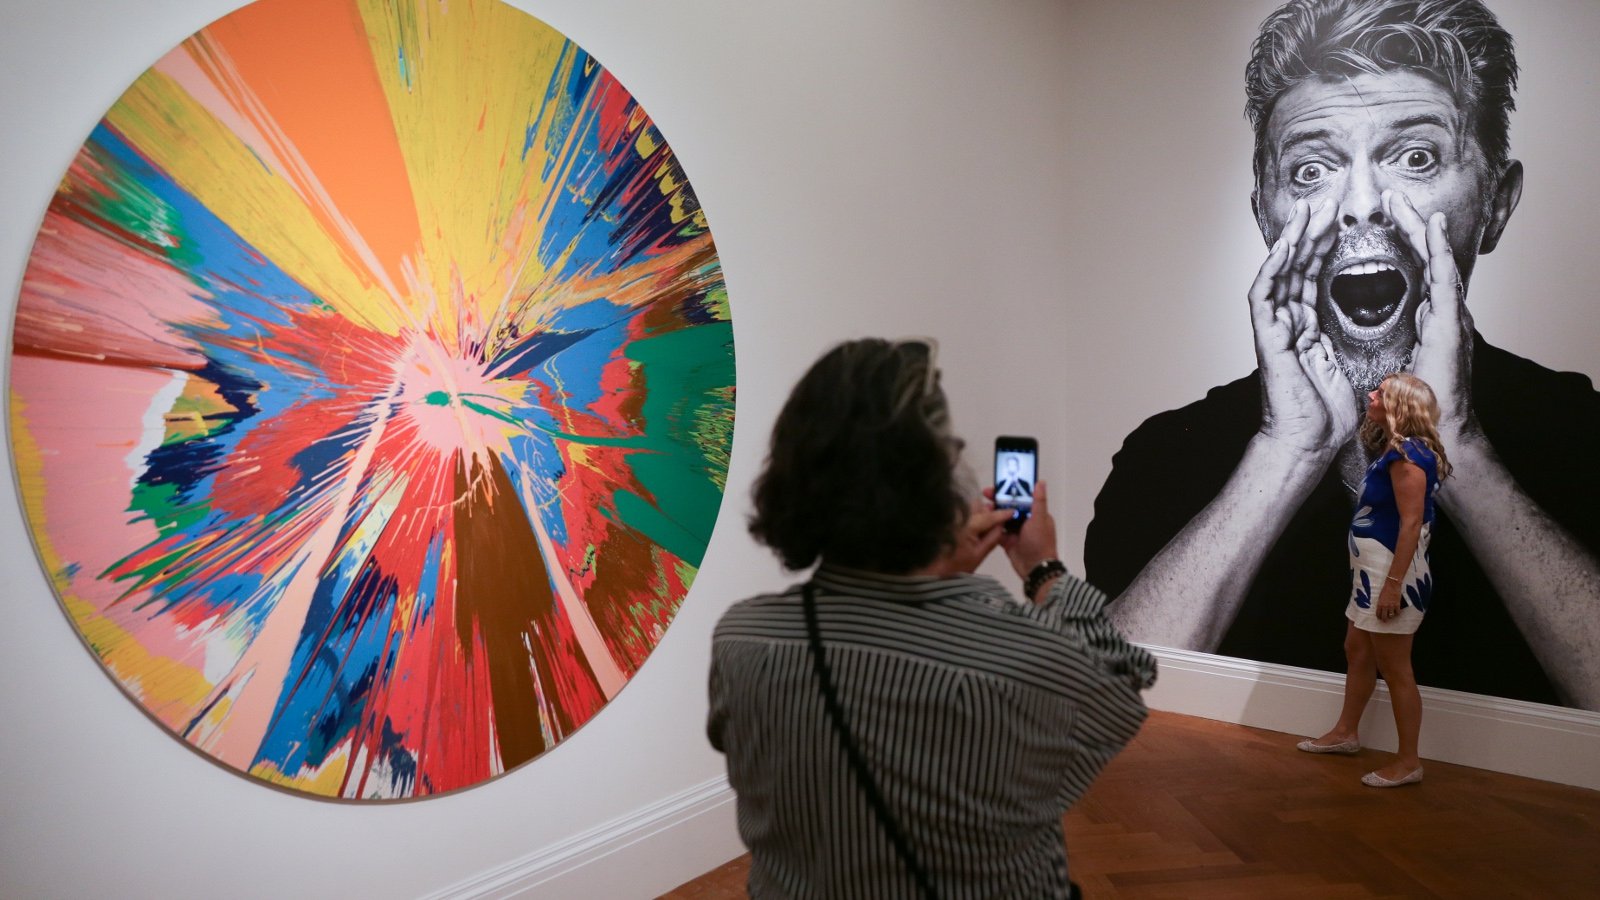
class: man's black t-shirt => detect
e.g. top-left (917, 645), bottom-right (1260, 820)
top-left (1086, 336), bottom-right (1600, 706)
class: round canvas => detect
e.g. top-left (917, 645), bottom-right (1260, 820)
top-left (8, 0), bottom-right (734, 800)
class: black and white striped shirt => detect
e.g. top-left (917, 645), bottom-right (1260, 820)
top-left (708, 564), bottom-right (1156, 898)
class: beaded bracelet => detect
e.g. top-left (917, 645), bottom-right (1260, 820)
top-left (1024, 558), bottom-right (1068, 601)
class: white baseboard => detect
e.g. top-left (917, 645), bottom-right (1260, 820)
top-left (1144, 645), bottom-right (1600, 791)
top-left (421, 774), bottom-right (744, 900)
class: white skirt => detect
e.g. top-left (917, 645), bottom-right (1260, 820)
top-left (1344, 527), bottom-right (1431, 635)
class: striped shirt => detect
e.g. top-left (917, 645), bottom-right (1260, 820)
top-left (708, 564), bottom-right (1156, 898)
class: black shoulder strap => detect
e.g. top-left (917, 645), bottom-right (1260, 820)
top-left (802, 581), bottom-right (938, 900)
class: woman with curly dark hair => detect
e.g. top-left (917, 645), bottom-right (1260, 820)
top-left (709, 337), bottom-right (1155, 899)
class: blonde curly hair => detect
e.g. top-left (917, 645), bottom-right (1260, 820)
top-left (1359, 372), bottom-right (1453, 480)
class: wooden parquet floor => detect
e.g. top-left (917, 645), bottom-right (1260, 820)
top-left (660, 711), bottom-right (1600, 899)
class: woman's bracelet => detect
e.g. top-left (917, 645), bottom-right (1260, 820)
top-left (1024, 558), bottom-right (1068, 601)
top-left (1385, 575), bottom-right (1402, 584)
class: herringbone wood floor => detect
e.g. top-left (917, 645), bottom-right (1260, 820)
top-left (661, 711), bottom-right (1600, 899)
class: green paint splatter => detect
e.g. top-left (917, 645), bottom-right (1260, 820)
top-left (608, 321), bottom-right (735, 567)
top-left (462, 397), bottom-right (521, 425)
top-left (127, 481), bottom-right (209, 537)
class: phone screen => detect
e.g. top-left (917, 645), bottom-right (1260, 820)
top-left (994, 436), bottom-right (1038, 530)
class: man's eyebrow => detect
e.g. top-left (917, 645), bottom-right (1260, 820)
top-left (1276, 128), bottom-right (1334, 154)
top-left (1384, 113), bottom-right (1455, 134)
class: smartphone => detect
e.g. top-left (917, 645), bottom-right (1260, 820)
top-left (994, 435), bottom-right (1039, 532)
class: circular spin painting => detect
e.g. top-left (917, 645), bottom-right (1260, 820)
top-left (8, 0), bottom-right (734, 799)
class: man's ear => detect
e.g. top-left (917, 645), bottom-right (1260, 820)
top-left (1479, 160), bottom-right (1523, 255)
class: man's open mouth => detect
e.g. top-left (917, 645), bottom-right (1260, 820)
top-left (1326, 259), bottom-right (1410, 340)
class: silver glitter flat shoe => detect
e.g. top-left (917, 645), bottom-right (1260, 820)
top-left (1361, 766), bottom-right (1424, 788)
top-left (1296, 737), bottom-right (1360, 754)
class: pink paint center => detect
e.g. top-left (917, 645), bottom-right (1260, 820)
top-left (391, 336), bottom-right (520, 460)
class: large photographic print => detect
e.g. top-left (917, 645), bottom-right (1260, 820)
top-left (1086, 0), bottom-right (1600, 711)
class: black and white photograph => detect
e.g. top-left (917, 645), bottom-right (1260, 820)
top-left (1083, 0), bottom-right (1600, 712)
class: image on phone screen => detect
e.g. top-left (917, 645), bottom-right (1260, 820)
top-left (994, 436), bottom-right (1038, 530)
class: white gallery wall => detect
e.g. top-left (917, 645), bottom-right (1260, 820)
top-left (2, 1), bottom-right (1597, 898)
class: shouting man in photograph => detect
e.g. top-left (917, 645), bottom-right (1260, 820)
top-left (1087, 0), bottom-right (1600, 710)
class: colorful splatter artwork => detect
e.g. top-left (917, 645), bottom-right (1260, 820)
top-left (7, 0), bottom-right (733, 800)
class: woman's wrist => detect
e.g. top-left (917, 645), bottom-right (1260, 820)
top-left (1012, 550), bottom-right (1061, 581)
top-left (1023, 558), bottom-right (1067, 602)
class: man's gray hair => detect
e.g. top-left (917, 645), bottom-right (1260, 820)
top-left (1246, 0), bottom-right (1518, 183)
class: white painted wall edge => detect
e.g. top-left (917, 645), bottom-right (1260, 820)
top-left (420, 773), bottom-right (744, 900)
top-left (426, 646), bottom-right (1598, 899)
top-left (1144, 645), bottom-right (1600, 791)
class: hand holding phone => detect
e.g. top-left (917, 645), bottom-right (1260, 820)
top-left (994, 435), bottom-right (1038, 532)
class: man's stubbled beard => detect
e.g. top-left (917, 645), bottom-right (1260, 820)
top-left (1331, 335), bottom-right (1414, 395)
top-left (1316, 224), bottom-right (1420, 394)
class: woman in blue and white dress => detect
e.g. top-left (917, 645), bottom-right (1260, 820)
top-left (1297, 373), bottom-right (1451, 788)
